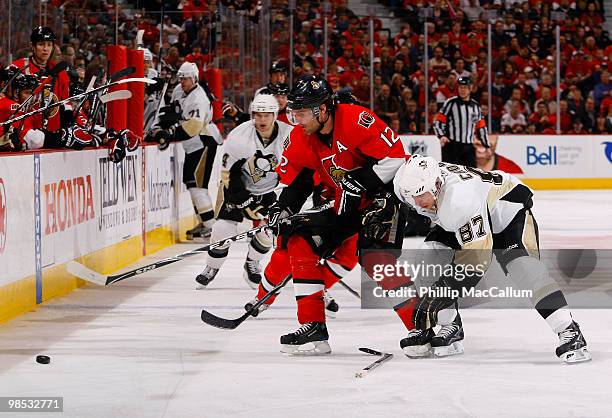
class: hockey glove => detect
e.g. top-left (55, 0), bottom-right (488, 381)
top-left (361, 192), bottom-right (398, 241)
top-left (61, 126), bottom-right (101, 150)
top-left (225, 158), bottom-right (252, 206)
top-left (413, 280), bottom-right (457, 330)
top-left (267, 204), bottom-right (294, 230)
top-left (242, 192), bottom-right (277, 221)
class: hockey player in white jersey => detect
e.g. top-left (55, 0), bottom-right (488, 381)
top-left (147, 61), bottom-right (220, 239)
top-left (392, 155), bottom-right (590, 364)
top-left (195, 94), bottom-right (293, 289)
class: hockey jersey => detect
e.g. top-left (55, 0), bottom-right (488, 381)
top-left (394, 161), bottom-right (533, 252)
top-left (168, 83), bottom-right (213, 154)
top-left (11, 57), bottom-right (70, 133)
top-left (278, 104), bottom-right (406, 213)
top-left (222, 119), bottom-right (293, 195)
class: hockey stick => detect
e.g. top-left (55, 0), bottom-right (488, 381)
top-left (1, 77), bottom-right (156, 127)
top-left (109, 66), bottom-right (135, 82)
top-left (200, 275), bottom-right (292, 329)
top-left (338, 279), bottom-right (361, 299)
top-left (66, 223), bottom-right (272, 286)
top-left (356, 347), bottom-right (393, 378)
top-left (66, 202), bottom-right (336, 286)
top-left (99, 89), bottom-right (132, 104)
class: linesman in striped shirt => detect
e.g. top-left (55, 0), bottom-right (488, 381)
top-left (433, 77), bottom-right (489, 167)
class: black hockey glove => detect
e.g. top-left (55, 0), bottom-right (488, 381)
top-left (361, 192), bottom-right (398, 241)
top-left (267, 204), bottom-right (294, 231)
top-left (226, 158), bottom-right (252, 206)
top-left (413, 280), bottom-right (457, 330)
top-left (242, 192), bottom-right (277, 221)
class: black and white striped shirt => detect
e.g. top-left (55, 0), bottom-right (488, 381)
top-left (433, 96), bottom-right (489, 147)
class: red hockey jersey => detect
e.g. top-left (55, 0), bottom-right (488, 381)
top-left (11, 57), bottom-right (70, 133)
top-left (278, 104), bottom-right (407, 213)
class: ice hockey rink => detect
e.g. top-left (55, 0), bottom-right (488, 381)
top-left (0, 189), bottom-right (611, 418)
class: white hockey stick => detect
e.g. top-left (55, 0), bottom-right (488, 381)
top-left (99, 89), bottom-right (132, 104)
top-left (356, 347), bottom-right (394, 378)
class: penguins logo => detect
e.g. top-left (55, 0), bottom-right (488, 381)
top-left (321, 154), bottom-right (347, 185)
top-left (247, 151), bottom-right (278, 184)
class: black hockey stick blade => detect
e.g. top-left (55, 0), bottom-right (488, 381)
top-left (110, 66), bottom-right (135, 82)
top-left (359, 347), bottom-right (384, 356)
top-left (201, 276), bottom-right (291, 329)
top-left (47, 61), bottom-right (68, 77)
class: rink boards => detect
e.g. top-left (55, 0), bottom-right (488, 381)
top-left (0, 144), bottom-right (197, 322)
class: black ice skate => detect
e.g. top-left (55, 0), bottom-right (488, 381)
top-left (430, 314), bottom-right (465, 357)
top-left (400, 328), bottom-right (435, 358)
top-left (324, 290), bottom-right (339, 318)
top-left (280, 322), bottom-right (331, 355)
top-left (556, 321), bottom-right (591, 364)
top-left (186, 223), bottom-right (212, 241)
top-left (244, 297), bottom-right (270, 317)
top-left (195, 266), bottom-right (219, 289)
top-left (243, 258), bottom-right (262, 289)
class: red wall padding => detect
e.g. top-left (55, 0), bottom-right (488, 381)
top-left (127, 49), bottom-right (145, 139)
top-left (205, 68), bottom-right (222, 129)
top-left (107, 45), bottom-right (128, 131)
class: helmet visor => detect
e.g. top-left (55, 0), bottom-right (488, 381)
top-left (287, 107), bottom-right (316, 126)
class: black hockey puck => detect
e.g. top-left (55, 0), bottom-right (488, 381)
top-left (36, 355), bottom-right (50, 364)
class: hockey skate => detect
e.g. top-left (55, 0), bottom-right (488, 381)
top-left (556, 321), bottom-right (591, 364)
top-left (244, 297), bottom-right (270, 317)
top-left (400, 328), bottom-right (435, 358)
top-left (243, 258), bottom-right (262, 289)
top-left (186, 223), bottom-right (212, 241)
top-left (324, 290), bottom-right (340, 318)
top-left (195, 266), bottom-right (219, 289)
top-left (280, 322), bottom-right (331, 355)
top-left (430, 314), bottom-right (465, 357)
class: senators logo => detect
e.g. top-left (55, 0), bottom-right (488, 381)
top-left (321, 154), bottom-right (347, 185)
top-left (0, 178), bottom-right (6, 253)
top-left (39, 90), bottom-right (59, 118)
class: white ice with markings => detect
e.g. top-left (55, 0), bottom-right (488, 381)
top-left (0, 190), bottom-right (611, 417)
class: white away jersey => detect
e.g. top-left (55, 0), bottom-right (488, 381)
top-left (169, 83), bottom-right (213, 154)
top-left (394, 162), bottom-right (532, 250)
top-left (221, 120), bottom-right (293, 195)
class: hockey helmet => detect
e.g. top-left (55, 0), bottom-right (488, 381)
top-left (140, 47), bottom-right (153, 62)
top-left (457, 76), bottom-right (472, 86)
top-left (177, 62), bottom-right (199, 82)
top-left (31, 26), bottom-right (57, 44)
top-left (266, 82), bottom-right (290, 96)
top-left (286, 74), bottom-right (333, 116)
top-left (0, 65), bottom-right (20, 83)
top-left (250, 94), bottom-right (279, 118)
top-left (12, 74), bottom-right (39, 93)
top-left (269, 61), bottom-right (288, 75)
top-left (395, 155), bottom-right (444, 201)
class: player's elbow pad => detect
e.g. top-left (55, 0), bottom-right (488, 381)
top-left (173, 119), bottom-right (204, 141)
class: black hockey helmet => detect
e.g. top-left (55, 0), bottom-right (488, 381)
top-left (269, 61), bottom-right (288, 75)
top-left (457, 76), bottom-right (472, 86)
top-left (267, 82), bottom-right (290, 95)
top-left (287, 74), bottom-right (333, 113)
top-left (31, 26), bottom-right (57, 44)
top-left (12, 74), bottom-right (38, 94)
top-left (0, 65), bottom-right (20, 83)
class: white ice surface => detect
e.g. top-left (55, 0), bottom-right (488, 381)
top-left (0, 190), bottom-right (611, 418)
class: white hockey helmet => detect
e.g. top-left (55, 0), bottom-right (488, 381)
top-left (139, 47), bottom-right (153, 62)
top-left (249, 94), bottom-right (279, 118)
top-left (177, 62), bottom-right (199, 82)
top-left (396, 155), bottom-right (444, 200)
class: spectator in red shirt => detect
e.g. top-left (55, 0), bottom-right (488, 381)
top-left (339, 58), bottom-right (364, 88)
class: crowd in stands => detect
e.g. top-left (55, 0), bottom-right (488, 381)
top-left (2, 0), bottom-right (612, 139)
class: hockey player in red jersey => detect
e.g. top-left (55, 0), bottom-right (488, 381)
top-left (266, 74), bottom-right (415, 355)
top-left (11, 26), bottom-right (70, 134)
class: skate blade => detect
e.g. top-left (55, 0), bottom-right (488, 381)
top-left (281, 341), bottom-right (332, 356)
top-left (195, 278), bottom-right (212, 290)
top-left (432, 341), bottom-right (464, 357)
top-left (561, 347), bottom-right (592, 364)
top-left (325, 308), bottom-right (337, 319)
top-left (402, 343), bottom-right (432, 358)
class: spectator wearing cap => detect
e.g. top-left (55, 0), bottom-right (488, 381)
top-left (433, 76), bottom-right (489, 167)
top-left (460, 32), bottom-right (481, 64)
top-left (523, 66), bottom-right (539, 91)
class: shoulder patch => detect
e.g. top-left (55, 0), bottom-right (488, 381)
top-left (357, 110), bottom-right (375, 129)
